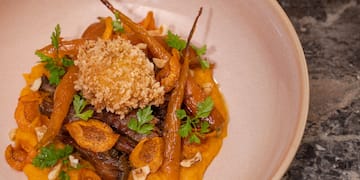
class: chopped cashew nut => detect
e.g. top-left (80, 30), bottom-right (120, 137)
top-left (48, 162), bottom-right (62, 180)
top-left (152, 58), bottom-right (167, 68)
top-left (136, 43), bottom-right (147, 50)
top-left (34, 125), bottom-right (48, 142)
top-left (180, 152), bottom-right (202, 168)
top-left (159, 25), bottom-right (167, 36)
top-left (69, 155), bottom-right (79, 168)
top-left (131, 165), bottom-right (150, 180)
top-left (147, 25), bottom-right (167, 36)
top-left (30, 77), bottom-right (42, 91)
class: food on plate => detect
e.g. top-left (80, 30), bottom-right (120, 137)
top-left (5, 0), bottom-right (228, 179)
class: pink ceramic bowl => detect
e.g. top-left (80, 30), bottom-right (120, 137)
top-left (0, 0), bottom-right (308, 179)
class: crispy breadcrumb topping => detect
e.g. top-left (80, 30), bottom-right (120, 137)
top-left (74, 37), bottom-right (165, 118)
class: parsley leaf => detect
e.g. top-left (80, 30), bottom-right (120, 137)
top-left (192, 45), bottom-right (207, 56)
top-left (35, 25), bottom-right (74, 86)
top-left (200, 121), bottom-right (210, 134)
top-left (177, 97), bottom-right (214, 144)
top-left (192, 45), bottom-right (210, 69)
top-left (128, 118), bottom-right (138, 130)
top-left (36, 51), bottom-right (66, 85)
top-left (165, 30), bottom-right (186, 51)
top-left (73, 94), bottom-right (93, 120)
top-left (51, 24), bottom-right (61, 50)
top-left (166, 30), bottom-right (210, 69)
top-left (128, 106), bottom-right (154, 134)
top-left (196, 96), bottom-right (214, 118)
top-left (137, 106), bottom-right (153, 124)
top-left (36, 51), bottom-right (53, 62)
top-left (62, 57), bottom-right (74, 67)
top-left (137, 124), bottom-right (154, 134)
top-left (48, 65), bottom-right (66, 85)
top-left (189, 134), bottom-right (201, 144)
top-left (112, 12), bottom-right (125, 33)
top-left (32, 144), bottom-right (73, 169)
top-left (199, 59), bottom-right (210, 69)
top-left (178, 117), bottom-right (191, 138)
top-left (176, 109), bottom-right (187, 120)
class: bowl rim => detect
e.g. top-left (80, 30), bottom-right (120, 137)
top-left (268, 1), bottom-right (309, 179)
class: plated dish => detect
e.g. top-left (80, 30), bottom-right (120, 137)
top-left (0, 0), bottom-right (309, 179)
top-left (3, 0), bottom-right (228, 179)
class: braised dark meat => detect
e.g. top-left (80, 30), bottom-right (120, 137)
top-left (69, 108), bottom-right (160, 142)
top-left (60, 135), bottom-right (130, 180)
top-left (39, 98), bottom-right (53, 117)
top-left (38, 76), bottom-right (55, 116)
top-left (39, 76), bottom-right (56, 97)
top-left (114, 136), bottom-right (137, 154)
top-left (97, 111), bottom-right (160, 142)
top-left (38, 74), bottom-right (164, 143)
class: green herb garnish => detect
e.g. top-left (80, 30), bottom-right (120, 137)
top-left (61, 56), bottom-right (74, 67)
top-left (165, 30), bottom-right (210, 69)
top-left (51, 24), bottom-right (61, 51)
top-left (112, 12), bottom-right (125, 33)
top-left (73, 94), bottom-right (94, 120)
top-left (35, 24), bottom-right (74, 85)
top-left (128, 106), bottom-right (154, 134)
top-left (193, 44), bottom-right (207, 56)
top-left (192, 44), bottom-right (210, 69)
top-left (36, 51), bottom-right (66, 85)
top-left (32, 144), bottom-right (73, 169)
top-left (177, 96), bottom-right (214, 144)
top-left (165, 30), bottom-right (186, 51)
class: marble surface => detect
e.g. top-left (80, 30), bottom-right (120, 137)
top-left (278, 0), bottom-right (360, 179)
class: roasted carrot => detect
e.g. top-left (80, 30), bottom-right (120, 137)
top-left (155, 7), bottom-right (203, 179)
top-left (38, 65), bottom-right (78, 147)
top-left (82, 21), bottom-right (106, 40)
top-left (38, 39), bottom-right (84, 59)
top-left (139, 11), bottom-right (156, 30)
top-left (184, 76), bottom-right (225, 130)
top-left (158, 49), bottom-right (188, 179)
top-left (100, 0), bottom-right (171, 63)
top-left (156, 48), bottom-right (181, 92)
top-left (102, 16), bottom-right (113, 40)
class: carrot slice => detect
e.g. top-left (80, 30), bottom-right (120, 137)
top-left (14, 95), bottom-right (42, 130)
top-left (130, 137), bottom-right (164, 173)
top-left (65, 119), bottom-right (120, 152)
top-left (4, 145), bottom-right (28, 171)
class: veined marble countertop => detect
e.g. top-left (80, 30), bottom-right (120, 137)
top-left (278, 0), bottom-right (360, 179)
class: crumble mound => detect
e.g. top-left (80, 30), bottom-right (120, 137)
top-left (74, 37), bottom-right (165, 118)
